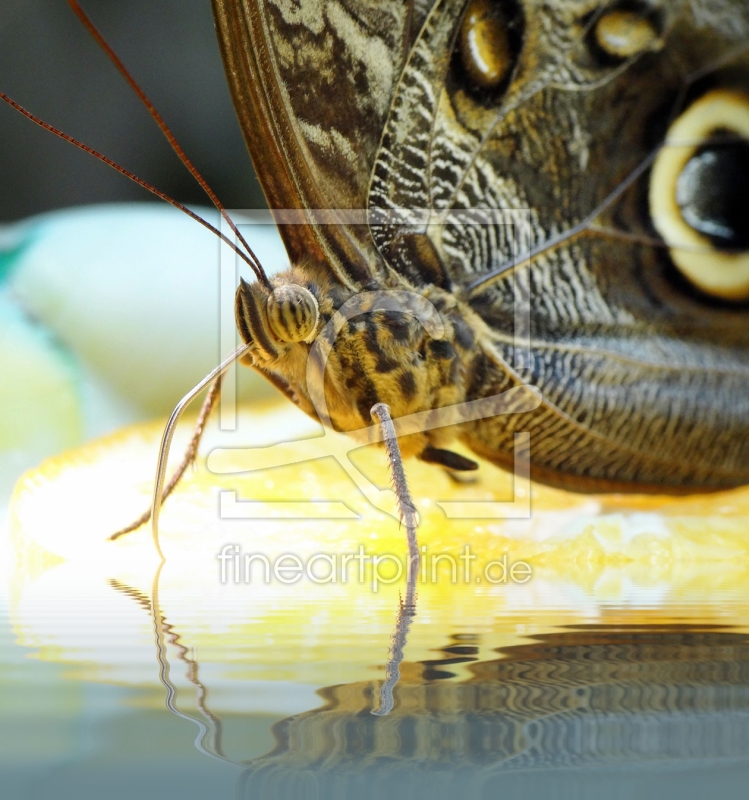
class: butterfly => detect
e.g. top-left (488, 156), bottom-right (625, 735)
top-left (5, 1), bottom-right (747, 551)
top-left (208, 0), bottom-right (749, 495)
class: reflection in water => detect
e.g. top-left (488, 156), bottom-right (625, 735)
top-left (372, 564), bottom-right (419, 716)
top-left (110, 570), bottom-right (230, 764)
top-left (238, 626), bottom-right (749, 797)
top-left (112, 559), bottom-right (419, 759)
top-left (112, 568), bottom-right (749, 798)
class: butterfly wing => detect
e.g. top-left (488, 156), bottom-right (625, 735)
top-left (368, 0), bottom-right (749, 488)
top-left (214, 0), bottom-right (749, 489)
top-left (212, 0), bottom-right (419, 288)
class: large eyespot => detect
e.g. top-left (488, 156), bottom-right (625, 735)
top-left (593, 7), bottom-right (660, 60)
top-left (458, 0), bottom-right (514, 91)
top-left (649, 90), bottom-right (749, 301)
top-left (266, 284), bottom-right (319, 343)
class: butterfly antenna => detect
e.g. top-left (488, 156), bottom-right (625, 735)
top-left (66, 0), bottom-right (271, 289)
top-left (0, 91), bottom-right (265, 281)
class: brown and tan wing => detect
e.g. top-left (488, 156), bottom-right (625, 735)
top-left (211, 0), bottom-right (418, 288)
top-left (368, 0), bottom-right (749, 488)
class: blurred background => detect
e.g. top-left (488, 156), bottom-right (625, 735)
top-left (0, 0), bottom-right (266, 220)
top-left (0, 0), bottom-right (287, 504)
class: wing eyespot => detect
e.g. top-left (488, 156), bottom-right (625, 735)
top-left (594, 7), bottom-right (660, 60)
top-left (459, 0), bottom-right (512, 90)
top-left (649, 89), bottom-right (749, 301)
top-left (453, 0), bottom-right (523, 101)
top-left (581, 2), bottom-right (663, 69)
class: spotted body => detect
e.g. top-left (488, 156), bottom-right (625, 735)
top-left (236, 267), bottom-right (492, 463)
top-left (215, 0), bottom-right (749, 491)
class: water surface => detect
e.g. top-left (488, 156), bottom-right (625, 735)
top-left (3, 555), bottom-right (749, 800)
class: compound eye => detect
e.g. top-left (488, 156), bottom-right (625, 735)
top-left (649, 90), bottom-right (749, 301)
top-left (266, 284), bottom-right (319, 342)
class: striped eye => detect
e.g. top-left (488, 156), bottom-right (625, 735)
top-left (266, 284), bottom-right (319, 343)
top-left (649, 90), bottom-right (749, 301)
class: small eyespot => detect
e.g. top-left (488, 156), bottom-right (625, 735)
top-left (459, 0), bottom-right (513, 91)
top-left (649, 90), bottom-right (749, 301)
top-left (594, 9), bottom-right (660, 59)
top-left (266, 284), bottom-right (319, 342)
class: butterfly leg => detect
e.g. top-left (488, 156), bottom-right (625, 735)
top-left (420, 445), bottom-right (479, 484)
top-left (109, 375), bottom-right (223, 541)
top-left (370, 403), bottom-right (420, 561)
top-left (420, 446), bottom-right (478, 471)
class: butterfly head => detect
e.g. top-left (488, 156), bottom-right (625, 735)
top-left (236, 270), bottom-right (486, 464)
top-left (235, 272), bottom-right (325, 358)
top-left (265, 283), bottom-right (320, 343)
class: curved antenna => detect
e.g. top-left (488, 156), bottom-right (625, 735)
top-left (148, 343), bottom-right (250, 562)
top-left (0, 91), bottom-right (267, 283)
top-left (66, 0), bottom-right (271, 290)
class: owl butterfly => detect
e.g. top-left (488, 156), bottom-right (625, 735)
top-left (5, 2), bottom-right (748, 546)
top-left (208, 0), bottom-right (749, 496)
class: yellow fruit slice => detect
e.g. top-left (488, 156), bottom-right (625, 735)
top-left (9, 398), bottom-right (749, 569)
top-left (7, 399), bottom-right (749, 704)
